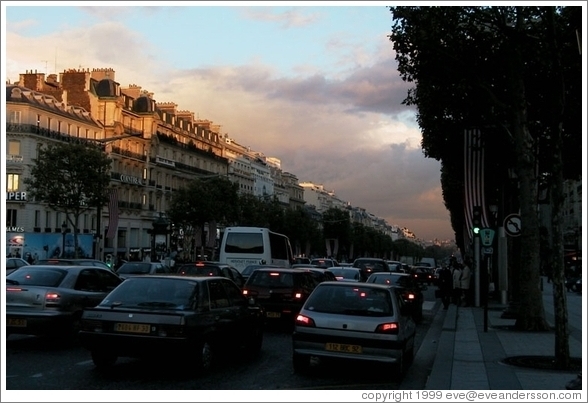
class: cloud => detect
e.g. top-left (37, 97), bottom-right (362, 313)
top-left (240, 7), bottom-right (323, 29)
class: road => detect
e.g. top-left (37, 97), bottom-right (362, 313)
top-left (5, 284), bottom-right (442, 393)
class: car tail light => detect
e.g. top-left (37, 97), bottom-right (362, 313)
top-left (375, 322), bottom-right (399, 334)
top-left (157, 326), bottom-right (185, 337)
top-left (295, 314), bottom-right (316, 327)
top-left (45, 292), bottom-right (61, 306)
top-left (293, 291), bottom-right (303, 299)
top-left (406, 293), bottom-right (415, 300)
top-left (243, 289), bottom-right (258, 297)
top-left (82, 319), bottom-right (103, 333)
top-left (6, 287), bottom-right (22, 292)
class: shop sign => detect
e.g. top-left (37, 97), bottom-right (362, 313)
top-left (6, 192), bottom-right (27, 201)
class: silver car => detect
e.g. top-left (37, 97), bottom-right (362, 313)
top-left (292, 281), bottom-right (416, 378)
top-left (6, 265), bottom-right (123, 337)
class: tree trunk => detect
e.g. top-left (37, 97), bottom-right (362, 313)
top-left (510, 8), bottom-right (549, 331)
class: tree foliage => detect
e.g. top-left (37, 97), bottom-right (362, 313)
top-left (24, 142), bottom-right (111, 258)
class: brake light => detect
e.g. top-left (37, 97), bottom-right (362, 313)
top-left (270, 272), bottom-right (280, 276)
top-left (293, 292), bottom-right (303, 299)
top-left (375, 322), bottom-right (399, 334)
top-left (406, 293), bottom-right (415, 300)
top-left (6, 287), bottom-right (22, 292)
top-left (243, 289), bottom-right (258, 297)
top-left (45, 292), bottom-right (61, 306)
top-left (295, 314), bottom-right (316, 327)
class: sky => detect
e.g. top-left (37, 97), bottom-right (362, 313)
top-left (2, 1), bottom-right (455, 242)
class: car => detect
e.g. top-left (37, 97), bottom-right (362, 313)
top-left (292, 281), bottom-right (416, 378)
top-left (300, 267), bottom-right (338, 283)
top-left (240, 264), bottom-right (283, 283)
top-left (366, 272), bottom-right (425, 322)
top-left (115, 261), bottom-right (171, 279)
top-left (411, 267), bottom-right (435, 285)
top-left (352, 258), bottom-right (390, 280)
top-left (6, 265), bottom-right (123, 338)
top-left (242, 268), bottom-right (322, 323)
top-left (6, 257), bottom-right (30, 275)
top-left (310, 258), bottom-right (339, 268)
top-left (36, 258), bottom-right (112, 271)
top-left (176, 261), bottom-right (245, 288)
top-left (326, 267), bottom-right (366, 282)
top-left (78, 275), bottom-right (265, 372)
top-left (293, 256), bottom-right (311, 265)
top-left (387, 261), bottom-right (404, 273)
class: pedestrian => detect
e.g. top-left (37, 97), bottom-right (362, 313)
top-left (26, 252), bottom-right (34, 265)
top-left (438, 264), bottom-right (453, 310)
top-left (451, 261), bottom-right (462, 305)
top-left (460, 259), bottom-right (472, 307)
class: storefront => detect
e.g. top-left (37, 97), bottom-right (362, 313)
top-left (6, 229), bottom-right (94, 261)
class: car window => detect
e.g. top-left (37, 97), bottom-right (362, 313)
top-left (116, 263), bottom-right (152, 275)
top-left (221, 279), bottom-right (245, 305)
top-left (249, 271), bottom-right (293, 288)
top-left (7, 268), bottom-right (67, 287)
top-left (6, 259), bottom-right (16, 269)
top-left (100, 278), bottom-right (197, 310)
top-left (155, 264), bottom-right (168, 274)
top-left (208, 279), bottom-right (231, 309)
top-left (95, 268), bottom-right (124, 291)
top-left (75, 269), bottom-right (102, 292)
top-left (305, 285), bottom-right (392, 316)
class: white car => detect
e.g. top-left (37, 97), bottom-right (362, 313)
top-left (6, 258), bottom-right (30, 275)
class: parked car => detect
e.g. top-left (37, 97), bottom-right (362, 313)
top-left (310, 258), bottom-right (339, 268)
top-left (366, 272), bottom-right (424, 322)
top-left (6, 265), bottom-right (123, 338)
top-left (242, 268), bottom-right (322, 323)
top-left (292, 281), bottom-right (416, 377)
top-left (36, 258), bottom-right (112, 271)
top-left (78, 275), bottom-right (265, 372)
top-left (176, 261), bottom-right (245, 288)
top-left (240, 264), bottom-right (282, 283)
top-left (326, 267), bottom-right (366, 282)
top-left (115, 261), bottom-right (170, 279)
top-left (352, 258), bottom-right (390, 280)
top-left (6, 257), bottom-right (30, 275)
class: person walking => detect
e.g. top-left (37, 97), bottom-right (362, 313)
top-left (438, 264), bottom-right (453, 310)
top-left (460, 259), bottom-right (472, 307)
top-left (451, 261), bottom-right (462, 305)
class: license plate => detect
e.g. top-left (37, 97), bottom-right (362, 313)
top-left (325, 342), bottom-right (362, 354)
top-left (115, 322), bottom-right (151, 334)
top-left (7, 318), bottom-right (26, 327)
top-left (266, 311), bottom-right (281, 318)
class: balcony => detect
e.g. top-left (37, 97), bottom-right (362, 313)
top-left (123, 124), bottom-right (144, 137)
top-left (111, 145), bottom-right (147, 161)
top-left (6, 123), bottom-right (101, 148)
top-left (6, 154), bottom-right (23, 163)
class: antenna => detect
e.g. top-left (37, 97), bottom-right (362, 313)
top-left (54, 48), bottom-right (57, 72)
top-left (41, 60), bottom-right (48, 74)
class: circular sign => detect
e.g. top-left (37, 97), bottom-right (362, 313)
top-left (503, 214), bottom-right (522, 237)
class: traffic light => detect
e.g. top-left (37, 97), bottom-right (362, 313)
top-left (472, 206), bottom-right (482, 235)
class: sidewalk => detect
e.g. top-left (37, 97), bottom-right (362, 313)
top-left (424, 279), bottom-right (583, 390)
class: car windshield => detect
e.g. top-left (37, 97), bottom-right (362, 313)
top-left (311, 259), bottom-right (334, 267)
top-left (116, 263), bottom-right (152, 275)
top-left (178, 265), bottom-right (220, 276)
top-left (248, 271), bottom-right (294, 288)
top-left (305, 285), bottom-right (392, 317)
top-left (100, 277), bottom-right (197, 310)
top-left (370, 274), bottom-right (410, 286)
top-left (6, 268), bottom-right (68, 287)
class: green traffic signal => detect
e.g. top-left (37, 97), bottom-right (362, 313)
top-left (473, 227), bottom-right (480, 235)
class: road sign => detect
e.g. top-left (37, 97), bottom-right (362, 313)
top-left (479, 228), bottom-right (495, 246)
top-left (503, 214), bottom-right (522, 237)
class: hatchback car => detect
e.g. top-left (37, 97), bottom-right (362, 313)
top-left (176, 261), bottom-right (245, 288)
top-left (352, 258), bottom-right (390, 279)
top-left (6, 265), bottom-right (123, 337)
top-left (115, 261), bottom-right (170, 279)
top-left (78, 275), bottom-right (264, 372)
top-left (6, 257), bottom-right (30, 275)
top-left (242, 268), bottom-right (322, 322)
top-left (292, 281), bottom-right (416, 378)
top-left (240, 264), bottom-right (282, 283)
top-left (411, 267), bottom-right (435, 285)
top-left (366, 272), bottom-right (424, 322)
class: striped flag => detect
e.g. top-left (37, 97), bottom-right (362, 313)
top-left (106, 188), bottom-right (119, 239)
top-left (464, 129), bottom-right (490, 240)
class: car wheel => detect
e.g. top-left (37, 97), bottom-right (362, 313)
top-left (91, 350), bottom-right (117, 369)
top-left (195, 341), bottom-right (214, 375)
top-left (292, 353), bottom-right (311, 373)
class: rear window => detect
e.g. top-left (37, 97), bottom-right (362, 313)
top-left (178, 265), bottom-right (220, 277)
top-left (248, 271), bottom-right (294, 288)
top-left (6, 268), bottom-right (68, 287)
top-left (304, 285), bottom-right (392, 317)
top-left (329, 269), bottom-right (360, 281)
top-left (224, 232), bottom-right (264, 254)
top-left (311, 259), bottom-right (335, 268)
top-left (116, 263), bottom-right (152, 275)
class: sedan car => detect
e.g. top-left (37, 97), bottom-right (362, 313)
top-left (310, 258), bottom-right (339, 268)
top-left (6, 257), bottom-right (30, 275)
top-left (352, 258), bottom-right (390, 280)
top-left (292, 281), bottom-right (416, 378)
top-left (115, 261), bottom-right (170, 279)
top-left (6, 265), bottom-right (123, 337)
top-left (411, 267), bottom-right (435, 285)
top-left (326, 267), bottom-right (366, 282)
top-left (176, 261), bottom-right (245, 288)
top-left (366, 272), bottom-right (424, 322)
top-left (78, 276), bottom-right (265, 373)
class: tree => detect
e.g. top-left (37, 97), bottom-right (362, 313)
top-left (389, 6), bottom-right (581, 365)
top-left (24, 142), bottom-right (111, 258)
top-left (166, 176), bottom-right (239, 260)
top-left (322, 208), bottom-right (351, 260)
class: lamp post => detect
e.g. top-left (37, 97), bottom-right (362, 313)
top-left (149, 213), bottom-right (170, 262)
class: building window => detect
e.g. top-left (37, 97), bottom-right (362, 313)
top-left (9, 111), bottom-right (21, 124)
top-left (8, 140), bottom-right (20, 155)
top-left (35, 210), bottom-right (41, 227)
top-left (6, 209), bottom-right (17, 227)
top-left (85, 129), bottom-right (89, 138)
top-left (7, 174), bottom-right (20, 191)
top-left (45, 211), bottom-right (51, 228)
top-left (143, 168), bottom-right (147, 180)
top-left (142, 194), bottom-right (146, 205)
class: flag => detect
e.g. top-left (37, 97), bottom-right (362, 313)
top-left (106, 188), bottom-right (119, 239)
top-left (464, 129), bottom-right (490, 240)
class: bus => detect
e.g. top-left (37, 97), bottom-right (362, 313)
top-left (218, 227), bottom-right (293, 273)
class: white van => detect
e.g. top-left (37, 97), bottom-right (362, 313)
top-left (218, 227), bottom-right (293, 273)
